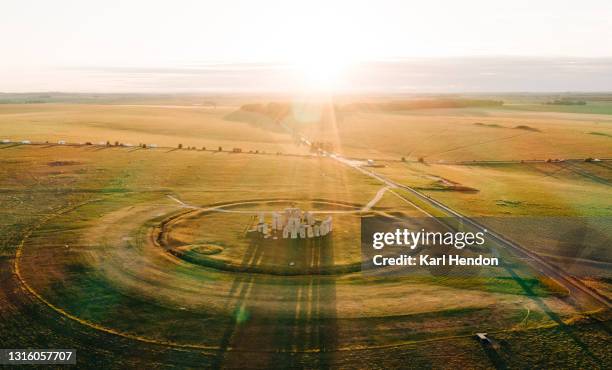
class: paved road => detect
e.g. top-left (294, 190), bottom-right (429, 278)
top-left (323, 148), bottom-right (611, 311)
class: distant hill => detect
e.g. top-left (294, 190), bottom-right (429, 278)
top-left (338, 99), bottom-right (503, 112)
top-left (230, 98), bottom-right (503, 121)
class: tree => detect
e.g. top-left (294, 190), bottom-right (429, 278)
top-left (178, 143), bottom-right (183, 149)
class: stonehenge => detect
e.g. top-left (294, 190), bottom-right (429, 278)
top-left (251, 207), bottom-right (332, 240)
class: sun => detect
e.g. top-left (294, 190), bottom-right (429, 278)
top-left (292, 54), bottom-right (353, 92)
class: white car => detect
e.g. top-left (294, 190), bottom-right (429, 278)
top-left (21, 140), bottom-right (31, 144)
top-left (1, 139), bottom-right (10, 143)
top-left (58, 140), bottom-right (66, 145)
top-left (149, 144), bottom-right (158, 148)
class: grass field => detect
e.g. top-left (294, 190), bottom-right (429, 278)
top-left (301, 107), bottom-right (612, 162)
top-left (501, 101), bottom-right (612, 115)
top-left (375, 159), bottom-right (612, 298)
top-left (0, 103), bottom-right (304, 155)
top-left (1, 96), bottom-right (610, 368)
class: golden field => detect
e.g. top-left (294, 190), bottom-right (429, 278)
top-left (1, 96), bottom-right (610, 368)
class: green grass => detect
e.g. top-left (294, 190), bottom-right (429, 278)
top-left (1, 99), bottom-right (610, 367)
top-left (1, 145), bottom-right (579, 351)
top-left (501, 101), bottom-right (612, 115)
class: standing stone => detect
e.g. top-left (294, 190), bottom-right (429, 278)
top-left (290, 226), bottom-right (298, 239)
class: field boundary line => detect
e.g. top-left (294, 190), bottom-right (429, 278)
top-left (12, 198), bottom-right (608, 354)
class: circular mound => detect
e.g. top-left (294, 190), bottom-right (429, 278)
top-left (14, 199), bottom-right (534, 354)
top-left (158, 200), bottom-right (363, 275)
top-left (179, 244), bottom-right (224, 255)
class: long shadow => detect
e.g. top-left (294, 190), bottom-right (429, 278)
top-left (214, 235), bottom-right (338, 369)
top-left (594, 162), bottom-right (612, 171)
top-left (480, 343), bottom-right (508, 370)
top-left (556, 163), bottom-right (611, 186)
top-left (268, 237), bottom-right (338, 369)
top-left (211, 237), bottom-right (264, 368)
top-left (501, 261), bottom-right (604, 367)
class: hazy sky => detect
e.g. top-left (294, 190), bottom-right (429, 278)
top-left (1, 0), bottom-right (611, 92)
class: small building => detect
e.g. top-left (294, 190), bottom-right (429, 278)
top-left (365, 159), bottom-right (385, 168)
top-left (232, 148), bottom-right (242, 153)
top-left (475, 333), bottom-right (492, 345)
top-left (1, 139), bottom-right (10, 143)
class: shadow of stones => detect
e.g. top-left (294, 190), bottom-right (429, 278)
top-left (214, 236), bottom-right (338, 369)
top-left (479, 340), bottom-right (508, 370)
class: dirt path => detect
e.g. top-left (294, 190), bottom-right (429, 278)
top-left (165, 194), bottom-right (389, 214)
top-left (361, 186), bottom-right (390, 212)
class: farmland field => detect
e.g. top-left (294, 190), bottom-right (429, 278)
top-left (0, 103), bottom-right (304, 155)
top-left (302, 106), bottom-right (612, 162)
top-left (1, 97), bottom-right (611, 368)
